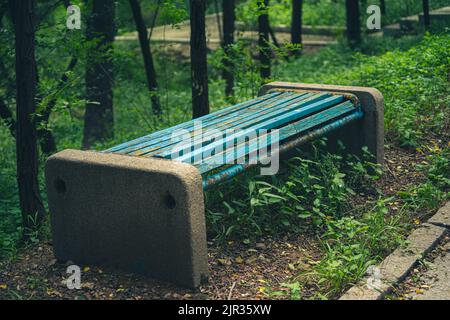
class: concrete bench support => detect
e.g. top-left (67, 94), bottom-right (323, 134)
top-left (259, 82), bottom-right (384, 165)
top-left (45, 150), bottom-right (208, 288)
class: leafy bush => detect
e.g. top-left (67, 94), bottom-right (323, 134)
top-left (276, 33), bottom-right (450, 148)
top-left (205, 141), bottom-right (381, 241)
top-left (302, 200), bottom-right (405, 297)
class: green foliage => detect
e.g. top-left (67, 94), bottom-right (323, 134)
top-left (398, 182), bottom-right (446, 214)
top-left (420, 147), bottom-right (450, 191)
top-left (276, 33), bottom-right (450, 148)
top-left (205, 141), bottom-right (381, 242)
top-left (237, 0), bottom-right (450, 28)
top-left (307, 199), bottom-right (405, 297)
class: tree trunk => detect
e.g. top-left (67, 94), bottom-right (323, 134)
top-left (258, 0), bottom-right (270, 80)
top-left (129, 0), bottom-right (161, 115)
top-left (222, 0), bottom-right (235, 97)
top-left (9, 0), bottom-right (46, 232)
top-left (379, 0), bottom-right (386, 15)
top-left (36, 57), bottom-right (78, 155)
top-left (422, 0), bottom-right (430, 30)
top-left (291, 0), bottom-right (302, 55)
top-left (83, 0), bottom-right (115, 149)
top-left (345, 0), bottom-right (361, 48)
top-left (190, 0), bottom-right (209, 118)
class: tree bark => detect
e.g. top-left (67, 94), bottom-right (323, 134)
top-left (9, 0), bottom-right (46, 232)
top-left (379, 0), bottom-right (386, 15)
top-left (291, 0), bottom-right (302, 55)
top-left (83, 0), bottom-right (115, 149)
top-left (190, 0), bottom-right (209, 118)
top-left (222, 0), bottom-right (235, 97)
top-left (345, 0), bottom-right (361, 48)
top-left (129, 0), bottom-right (161, 115)
top-left (258, 0), bottom-right (270, 80)
top-left (422, 0), bottom-right (430, 30)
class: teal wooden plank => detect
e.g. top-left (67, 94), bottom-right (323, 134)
top-left (202, 110), bottom-right (364, 188)
top-left (197, 101), bottom-right (357, 173)
top-left (105, 91), bottom-right (286, 153)
top-left (169, 95), bottom-right (345, 163)
top-left (126, 92), bottom-right (325, 157)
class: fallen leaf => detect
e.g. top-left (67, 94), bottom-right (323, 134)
top-left (0, 284), bottom-right (7, 289)
top-left (81, 282), bottom-right (94, 290)
top-left (235, 256), bottom-right (244, 264)
top-left (218, 258), bottom-right (232, 266)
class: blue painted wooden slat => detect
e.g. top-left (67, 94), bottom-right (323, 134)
top-left (124, 92), bottom-right (314, 156)
top-left (169, 95), bottom-right (345, 163)
top-left (106, 92), bottom-right (305, 155)
top-left (197, 101), bottom-right (356, 173)
top-left (123, 93), bottom-right (327, 158)
top-left (104, 91), bottom-right (287, 153)
top-left (140, 93), bottom-right (331, 158)
top-left (202, 110), bottom-right (364, 189)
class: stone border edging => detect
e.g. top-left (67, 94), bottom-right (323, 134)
top-left (340, 201), bottom-right (450, 300)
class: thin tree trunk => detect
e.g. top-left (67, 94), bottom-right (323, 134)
top-left (190, 0), bottom-right (209, 118)
top-left (36, 57), bottom-right (78, 155)
top-left (9, 0), bottom-right (46, 233)
top-left (291, 0), bottom-right (302, 55)
top-left (380, 0), bottom-right (386, 15)
top-left (148, 0), bottom-right (161, 40)
top-left (422, 0), bottom-right (430, 30)
top-left (345, 0), bottom-right (361, 48)
top-left (214, 0), bottom-right (223, 43)
top-left (129, 0), bottom-right (161, 115)
top-left (258, 0), bottom-right (270, 80)
top-left (83, 0), bottom-right (115, 149)
top-left (222, 0), bottom-right (235, 97)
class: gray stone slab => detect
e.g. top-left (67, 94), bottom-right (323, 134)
top-left (428, 201), bottom-right (450, 228)
top-left (45, 149), bottom-right (208, 288)
top-left (340, 223), bottom-right (447, 300)
top-left (259, 82), bottom-right (385, 166)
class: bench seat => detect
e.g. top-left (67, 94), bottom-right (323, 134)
top-left (104, 89), bottom-right (363, 189)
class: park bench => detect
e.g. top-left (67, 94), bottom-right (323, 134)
top-left (45, 82), bottom-right (384, 288)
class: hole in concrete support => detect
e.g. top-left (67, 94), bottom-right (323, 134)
top-left (164, 193), bottom-right (176, 209)
top-left (54, 178), bottom-right (67, 194)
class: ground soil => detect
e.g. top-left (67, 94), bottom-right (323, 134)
top-left (2, 143), bottom-right (444, 300)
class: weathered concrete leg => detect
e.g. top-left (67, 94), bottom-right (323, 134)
top-left (45, 149), bottom-right (208, 288)
top-left (259, 82), bottom-right (384, 165)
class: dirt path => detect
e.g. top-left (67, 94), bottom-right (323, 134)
top-left (116, 13), bottom-right (336, 51)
